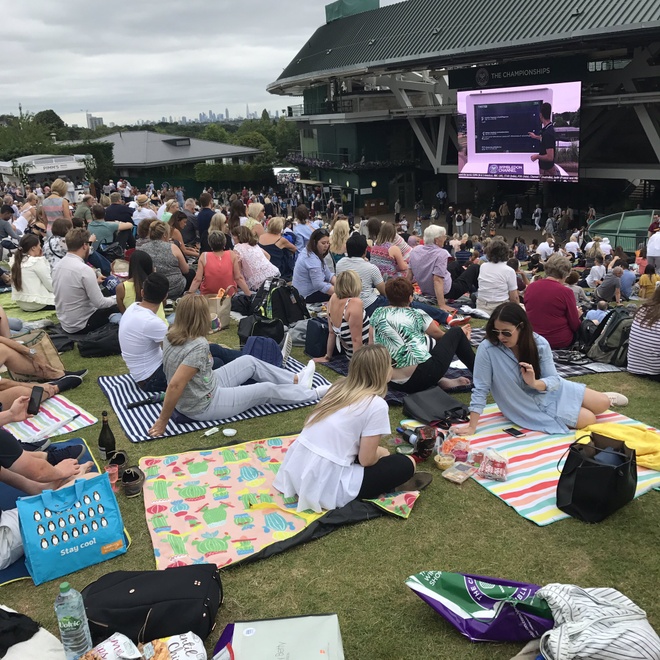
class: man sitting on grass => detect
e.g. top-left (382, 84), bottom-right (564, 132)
top-left (0, 396), bottom-right (93, 569)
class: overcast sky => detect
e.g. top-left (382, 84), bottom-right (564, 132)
top-left (2, 0), bottom-right (401, 127)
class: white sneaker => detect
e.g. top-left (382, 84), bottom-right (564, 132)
top-left (314, 384), bottom-right (331, 400)
top-left (604, 392), bottom-right (628, 407)
top-left (297, 360), bottom-right (316, 389)
top-left (281, 332), bottom-right (293, 364)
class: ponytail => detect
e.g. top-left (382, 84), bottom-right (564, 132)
top-left (11, 233), bottom-right (40, 292)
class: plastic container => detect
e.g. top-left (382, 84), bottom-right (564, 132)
top-left (434, 453), bottom-right (456, 470)
top-left (55, 582), bottom-right (93, 660)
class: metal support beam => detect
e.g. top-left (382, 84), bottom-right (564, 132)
top-left (634, 104), bottom-right (660, 163)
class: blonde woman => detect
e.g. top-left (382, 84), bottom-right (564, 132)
top-left (161, 199), bottom-right (179, 223)
top-left (148, 295), bottom-right (326, 436)
top-left (370, 221), bottom-right (408, 280)
top-left (315, 270), bottom-right (369, 363)
top-left (245, 202), bottom-right (265, 238)
top-left (209, 211), bottom-right (233, 250)
top-left (329, 218), bottom-right (349, 268)
top-left (274, 344), bottom-right (427, 513)
top-left (39, 178), bottom-right (71, 233)
top-left (16, 193), bottom-right (38, 233)
top-left (258, 216), bottom-right (296, 279)
top-left (231, 225), bottom-right (280, 291)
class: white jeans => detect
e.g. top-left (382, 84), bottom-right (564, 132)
top-left (189, 356), bottom-right (319, 422)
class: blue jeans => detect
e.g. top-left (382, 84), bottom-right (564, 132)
top-left (365, 296), bottom-right (450, 324)
top-left (137, 343), bottom-right (243, 393)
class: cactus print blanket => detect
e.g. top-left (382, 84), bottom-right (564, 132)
top-left (139, 436), bottom-right (420, 570)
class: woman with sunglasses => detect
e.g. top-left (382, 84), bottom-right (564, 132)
top-left (458, 303), bottom-right (628, 436)
top-left (292, 227), bottom-right (336, 303)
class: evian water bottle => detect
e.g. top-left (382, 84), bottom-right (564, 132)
top-left (54, 582), bottom-right (93, 659)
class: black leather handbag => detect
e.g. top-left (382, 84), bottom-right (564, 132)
top-left (238, 314), bottom-right (285, 347)
top-left (556, 431), bottom-right (637, 523)
top-left (82, 563), bottom-right (222, 644)
top-left (402, 386), bottom-right (469, 426)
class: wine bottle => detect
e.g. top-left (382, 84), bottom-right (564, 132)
top-left (98, 411), bottom-right (116, 460)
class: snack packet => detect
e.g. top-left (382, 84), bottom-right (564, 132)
top-left (80, 633), bottom-right (142, 660)
top-left (478, 448), bottom-right (508, 481)
top-left (442, 462), bottom-right (478, 484)
top-left (140, 632), bottom-right (207, 660)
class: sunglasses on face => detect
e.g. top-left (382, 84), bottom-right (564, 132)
top-left (492, 324), bottom-right (521, 338)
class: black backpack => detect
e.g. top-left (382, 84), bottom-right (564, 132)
top-left (576, 318), bottom-right (601, 353)
top-left (251, 277), bottom-right (309, 326)
top-left (82, 564), bottom-right (223, 644)
top-left (78, 323), bottom-right (121, 357)
top-left (586, 308), bottom-right (633, 367)
top-left (238, 314), bottom-right (285, 348)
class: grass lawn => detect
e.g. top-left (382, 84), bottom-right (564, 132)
top-left (2, 307), bottom-right (660, 659)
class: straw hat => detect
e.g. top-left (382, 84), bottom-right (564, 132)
top-left (136, 194), bottom-right (149, 206)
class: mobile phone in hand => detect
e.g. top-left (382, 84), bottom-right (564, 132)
top-left (503, 427), bottom-right (526, 438)
top-left (27, 386), bottom-right (44, 416)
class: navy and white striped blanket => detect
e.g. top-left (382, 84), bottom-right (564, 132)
top-left (98, 358), bottom-right (331, 443)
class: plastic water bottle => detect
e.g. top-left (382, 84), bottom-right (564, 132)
top-left (54, 582), bottom-right (93, 659)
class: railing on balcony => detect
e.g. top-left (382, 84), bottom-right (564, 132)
top-left (287, 151), bottom-right (417, 171)
top-left (286, 99), bottom-right (355, 117)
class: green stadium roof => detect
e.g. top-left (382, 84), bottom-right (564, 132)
top-left (269, 0), bottom-right (660, 93)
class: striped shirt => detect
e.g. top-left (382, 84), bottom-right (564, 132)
top-left (331, 299), bottom-right (369, 358)
top-left (627, 315), bottom-right (660, 375)
top-left (335, 258), bottom-right (383, 309)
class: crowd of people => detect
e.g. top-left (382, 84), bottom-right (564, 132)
top-left (0, 175), bottom-right (658, 569)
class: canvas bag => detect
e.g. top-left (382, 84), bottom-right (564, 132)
top-left (402, 386), bottom-right (469, 425)
top-left (205, 285), bottom-right (235, 330)
top-left (16, 473), bottom-right (127, 585)
top-left (556, 430), bottom-right (637, 523)
top-left (405, 571), bottom-right (554, 642)
top-left (8, 330), bottom-right (64, 382)
top-left (82, 564), bottom-right (223, 645)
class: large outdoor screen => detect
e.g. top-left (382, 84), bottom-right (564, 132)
top-left (457, 81), bottom-right (581, 182)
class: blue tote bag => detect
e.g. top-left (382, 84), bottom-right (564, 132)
top-left (16, 473), bottom-right (127, 585)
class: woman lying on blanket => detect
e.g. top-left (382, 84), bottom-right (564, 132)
top-left (148, 295), bottom-right (328, 437)
top-left (457, 303), bottom-right (628, 436)
top-left (274, 344), bottom-right (428, 514)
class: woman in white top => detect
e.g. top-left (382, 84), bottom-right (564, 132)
top-left (231, 225), bottom-right (280, 291)
top-left (476, 239), bottom-right (519, 315)
top-left (9, 234), bottom-right (55, 311)
top-left (274, 344), bottom-right (422, 513)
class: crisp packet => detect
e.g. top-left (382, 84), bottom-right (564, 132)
top-left (80, 633), bottom-right (142, 660)
top-left (442, 462), bottom-right (478, 484)
top-left (140, 632), bottom-right (207, 660)
top-left (478, 448), bottom-right (509, 481)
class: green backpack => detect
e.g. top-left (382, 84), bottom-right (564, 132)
top-left (586, 307), bottom-right (633, 367)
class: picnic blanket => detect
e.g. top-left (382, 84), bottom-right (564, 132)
top-left (0, 292), bottom-right (58, 323)
top-left (99, 358), bottom-right (332, 443)
top-left (465, 404), bottom-right (660, 526)
top-left (468, 328), bottom-right (624, 377)
top-left (3, 396), bottom-right (96, 443)
top-left (0, 438), bottom-right (98, 586)
top-left (322, 354), bottom-right (472, 405)
top-left (139, 436), bottom-right (420, 570)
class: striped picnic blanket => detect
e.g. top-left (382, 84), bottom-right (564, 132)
top-left (98, 358), bottom-right (331, 443)
top-left (4, 396), bottom-right (97, 442)
top-left (467, 404), bottom-right (660, 526)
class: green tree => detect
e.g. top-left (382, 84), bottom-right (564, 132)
top-left (33, 109), bottom-right (66, 131)
top-left (261, 109), bottom-right (270, 121)
top-left (274, 118), bottom-right (299, 161)
top-left (0, 111), bottom-right (52, 161)
top-left (232, 131), bottom-right (276, 164)
top-left (201, 124), bottom-right (231, 144)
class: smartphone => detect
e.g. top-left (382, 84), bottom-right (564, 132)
top-left (503, 427), bottom-right (526, 438)
top-left (27, 386), bottom-right (44, 416)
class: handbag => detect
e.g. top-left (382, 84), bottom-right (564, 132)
top-left (402, 386), bottom-right (469, 425)
top-left (305, 317), bottom-right (330, 358)
top-left (205, 285), bottom-right (235, 330)
top-left (16, 473), bottom-right (127, 585)
top-left (556, 431), bottom-right (637, 523)
top-left (238, 314), bottom-right (284, 347)
top-left (97, 241), bottom-right (124, 261)
top-left (82, 564), bottom-right (223, 645)
top-left (8, 330), bottom-right (65, 382)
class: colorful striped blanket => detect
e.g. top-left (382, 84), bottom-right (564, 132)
top-left (466, 405), bottom-right (660, 526)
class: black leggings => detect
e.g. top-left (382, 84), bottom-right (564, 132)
top-left (392, 327), bottom-right (475, 394)
top-left (447, 263), bottom-right (480, 299)
top-left (357, 454), bottom-right (415, 499)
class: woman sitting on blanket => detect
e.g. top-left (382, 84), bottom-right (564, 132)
top-left (148, 295), bottom-right (328, 437)
top-left (457, 303), bottom-right (628, 437)
top-left (369, 278), bottom-right (474, 394)
top-left (274, 344), bottom-right (428, 513)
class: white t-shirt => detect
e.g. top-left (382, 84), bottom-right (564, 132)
top-left (273, 396), bottom-right (391, 513)
top-left (477, 261), bottom-right (518, 304)
top-left (647, 232), bottom-right (660, 257)
top-left (586, 264), bottom-right (606, 288)
top-left (537, 242), bottom-right (554, 260)
top-left (118, 303), bottom-right (167, 382)
top-left (133, 207), bottom-right (158, 223)
top-left (156, 203), bottom-right (167, 220)
top-left (600, 241), bottom-right (612, 256)
top-left (564, 241), bottom-right (580, 257)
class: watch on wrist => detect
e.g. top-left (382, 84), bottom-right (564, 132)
top-left (28, 348), bottom-right (36, 356)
